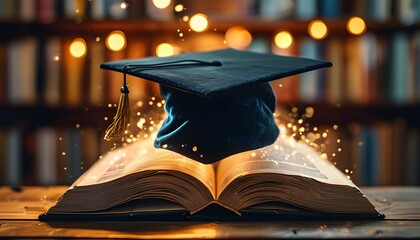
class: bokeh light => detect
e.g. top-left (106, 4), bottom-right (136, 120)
top-left (225, 26), bottom-right (252, 49)
top-left (156, 43), bottom-right (174, 57)
top-left (69, 38), bottom-right (87, 58)
top-left (152, 0), bottom-right (171, 9)
top-left (189, 13), bottom-right (209, 32)
top-left (106, 30), bottom-right (126, 52)
top-left (274, 31), bottom-right (293, 49)
top-left (308, 20), bottom-right (328, 40)
top-left (347, 16), bottom-right (366, 35)
top-left (174, 4), bottom-right (184, 12)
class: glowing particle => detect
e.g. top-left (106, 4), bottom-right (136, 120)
top-left (162, 144), bottom-right (168, 149)
top-left (95, 36), bottom-right (100, 42)
top-left (157, 102), bottom-right (162, 107)
top-left (279, 84), bottom-right (283, 87)
top-left (69, 38), bottom-right (87, 58)
top-left (337, 139), bottom-right (341, 143)
top-left (358, 141), bottom-right (363, 146)
top-left (322, 132), bottom-right (328, 138)
top-left (108, 103), bottom-right (112, 107)
top-left (338, 148), bottom-right (342, 152)
top-left (61, 152), bottom-right (66, 156)
top-left (120, 2), bottom-right (128, 9)
top-left (305, 107), bottom-right (315, 118)
top-left (251, 152), bottom-right (256, 157)
top-left (174, 4), bottom-right (184, 12)
top-left (182, 15), bottom-right (189, 22)
top-left (152, 0), bottom-right (171, 9)
top-left (149, 101), bottom-right (153, 105)
top-left (345, 169), bottom-right (349, 173)
top-left (298, 119), bottom-right (303, 124)
top-left (106, 30), bottom-right (126, 52)
top-left (292, 107), bottom-right (298, 113)
top-left (53, 55), bottom-right (60, 61)
top-left (156, 43), bottom-right (174, 57)
top-left (179, 33), bottom-right (183, 37)
top-left (225, 26), bottom-right (252, 50)
top-left (333, 124), bottom-right (338, 130)
top-left (308, 19), bottom-right (328, 40)
top-left (274, 31), bottom-right (293, 49)
top-left (137, 118), bottom-right (146, 129)
top-left (189, 13), bottom-right (209, 32)
top-left (313, 127), bottom-right (318, 131)
top-left (347, 16), bottom-right (366, 35)
top-left (192, 146), bottom-right (198, 152)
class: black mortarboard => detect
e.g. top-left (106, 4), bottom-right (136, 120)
top-left (101, 48), bottom-right (332, 163)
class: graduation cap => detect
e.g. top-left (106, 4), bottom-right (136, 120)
top-left (100, 48), bottom-right (332, 164)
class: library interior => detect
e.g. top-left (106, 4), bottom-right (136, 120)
top-left (0, 0), bottom-right (420, 238)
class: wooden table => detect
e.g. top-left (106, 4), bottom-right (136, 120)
top-left (0, 186), bottom-right (419, 239)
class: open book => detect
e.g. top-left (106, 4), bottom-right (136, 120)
top-left (40, 134), bottom-right (383, 221)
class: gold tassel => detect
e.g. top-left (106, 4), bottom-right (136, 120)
top-left (104, 75), bottom-right (130, 141)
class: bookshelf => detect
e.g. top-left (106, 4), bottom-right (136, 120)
top-left (1, 0), bottom-right (420, 187)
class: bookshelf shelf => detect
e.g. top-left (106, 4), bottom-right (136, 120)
top-left (1, 103), bottom-right (419, 128)
top-left (1, 19), bottom-right (419, 40)
top-left (285, 103), bottom-right (420, 127)
top-left (0, 105), bottom-right (114, 128)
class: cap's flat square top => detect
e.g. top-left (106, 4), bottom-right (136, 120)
top-left (100, 48), bottom-right (332, 97)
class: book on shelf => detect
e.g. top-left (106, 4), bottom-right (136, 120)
top-left (40, 132), bottom-right (383, 221)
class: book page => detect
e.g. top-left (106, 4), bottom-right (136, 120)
top-left (215, 135), bottom-right (354, 197)
top-left (75, 136), bottom-right (216, 198)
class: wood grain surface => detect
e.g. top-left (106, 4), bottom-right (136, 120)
top-left (0, 186), bottom-right (419, 239)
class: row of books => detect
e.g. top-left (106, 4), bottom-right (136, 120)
top-left (349, 121), bottom-right (420, 186)
top-left (0, 126), bottom-right (112, 186)
top-left (297, 120), bottom-right (420, 186)
top-left (1, 31), bottom-right (420, 107)
top-left (1, 0), bottom-right (420, 23)
top-left (0, 118), bottom-right (418, 186)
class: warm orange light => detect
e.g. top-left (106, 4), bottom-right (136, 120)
top-left (189, 13), bottom-right (209, 32)
top-left (69, 38), bottom-right (87, 57)
top-left (152, 0), bottom-right (171, 9)
top-left (174, 4), bottom-right (184, 12)
top-left (347, 16), bottom-right (366, 35)
top-left (106, 30), bottom-right (126, 52)
top-left (274, 31), bottom-right (293, 49)
top-left (225, 26), bottom-right (252, 49)
top-left (156, 43), bottom-right (174, 57)
top-left (308, 20), bottom-right (328, 40)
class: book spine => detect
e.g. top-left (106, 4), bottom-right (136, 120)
top-left (88, 40), bottom-right (106, 105)
top-left (44, 38), bottom-right (61, 106)
top-left (0, 42), bottom-right (6, 105)
top-left (296, 0), bottom-right (316, 20)
top-left (19, 0), bottom-right (36, 22)
top-left (5, 128), bottom-right (22, 187)
top-left (318, 0), bottom-right (341, 18)
top-left (0, 128), bottom-right (5, 184)
top-left (324, 38), bottom-right (344, 104)
top-left (35, 127), bottom-right (57, 185)
top-left (298, 38), bottom-right (322, 102)
top-left (389, 32), bottom-right (409, 104)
